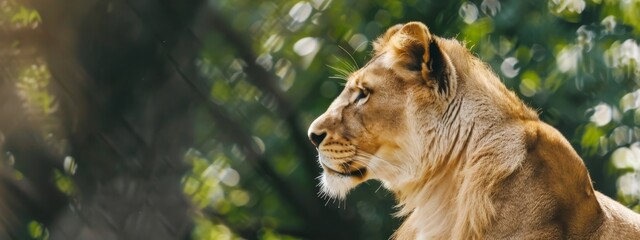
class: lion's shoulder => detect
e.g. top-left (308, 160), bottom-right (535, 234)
top-left (595, 192), bottom-right (640, 238)
top-left (487, 120), bottom-right (640, 239)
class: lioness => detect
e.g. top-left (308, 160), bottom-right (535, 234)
top-left (307, 22), bottom-right (640, 239)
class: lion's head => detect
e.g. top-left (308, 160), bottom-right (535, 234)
top-left (307, 22), bottom-right (464, 199)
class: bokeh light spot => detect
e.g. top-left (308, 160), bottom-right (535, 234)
top-left (611, 147), bottom-right (640, 170)
top-left (589, 103), bottom-right (612, 127)
top-left (220, 167), bottom-right (240, 187)
top-left (293, 37), bottom-right (319, 56)
top-left (500, 57), bottom-right (520, 78)
top-left (481, 0), bottom-right (501, 17)
top-left (459, 2), bottom-right (479, 24)
top-left (620, 90), bottom-right (640, 112)
top-left (229, 190), bottom-right (250, 206)
top-left (256, 53), bottom-right (273, 71)
top-left (63, 156), bottom-right (77, 175)
top-left (557, 45), bottom-right (581, 73)
top-left (289, 2), bottom-right (313, 23)
top-left (348, 33), bottom-right (368, 52)
top-left (618, 172), bottom-right (640, 200)
top-left (549, 0), bottom-right (586, 14)
top-left (601, 15), bottom-right (616, 34)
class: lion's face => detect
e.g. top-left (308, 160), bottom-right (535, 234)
top-left (308, 22), bottom-right (458, 198)
top-left (308, 61), bottom-right (412, 198)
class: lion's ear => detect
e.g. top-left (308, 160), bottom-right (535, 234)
top-left (424, 38), bottom-right (457, 96)
top-left (384, 22), bottom-right (457, 97)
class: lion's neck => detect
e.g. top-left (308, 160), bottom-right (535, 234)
top-left (392, 95), bottom-right (530, 240)
top-left (393, 166), bottom-right (462, 239)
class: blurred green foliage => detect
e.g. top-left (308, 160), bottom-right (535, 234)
top-left (0, 0), bottom-right (40, 28)
top-left (4, 0), bottom-right (640, 239)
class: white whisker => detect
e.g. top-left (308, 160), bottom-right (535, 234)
top-left (338, 45), bottom-right (360, 69)
top-left (375, 182), bottom-right (385, 193)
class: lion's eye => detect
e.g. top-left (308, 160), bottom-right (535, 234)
top-left (355, 88), bottom-right (369, 103)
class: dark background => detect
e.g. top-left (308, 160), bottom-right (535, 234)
top-left (1, 0), bottom-right (640, 239)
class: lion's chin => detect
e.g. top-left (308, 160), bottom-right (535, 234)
top-left (316, 154), bottom-right (370, 199)
top-left (319, 171), bottom-right (364, 199)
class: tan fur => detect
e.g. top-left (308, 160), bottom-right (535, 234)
top-left (308, 22), bottom-right (640, 239)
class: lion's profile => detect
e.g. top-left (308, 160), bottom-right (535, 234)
top-left (307, 22), bottom-right (640, 239)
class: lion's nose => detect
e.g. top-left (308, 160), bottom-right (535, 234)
top-left (309, 131), bottom-right (327, 147)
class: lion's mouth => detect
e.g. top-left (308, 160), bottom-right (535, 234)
top-left (321, 162), bottom-right (367, 178)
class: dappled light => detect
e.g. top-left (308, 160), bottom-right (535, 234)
top-left (1, 0), bottom-right (640, 239)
